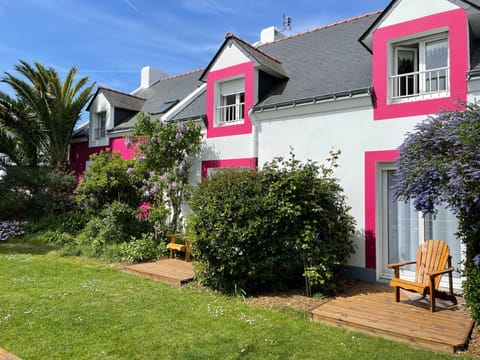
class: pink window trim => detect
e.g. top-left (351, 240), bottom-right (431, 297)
top-left (372, 8), bottom-right (468, 120)
top-left (206, 62), bottom-right (254, 138)
top-left (364, 150), bottom-right (399, 269)
top-left (201, 157), bottom-right (258, 178)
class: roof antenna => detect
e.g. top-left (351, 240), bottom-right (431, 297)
top-left (282, 14), bottom-right (292, 31)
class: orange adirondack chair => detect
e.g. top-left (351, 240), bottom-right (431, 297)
top-left (387, 239), bottom-right (457, 312)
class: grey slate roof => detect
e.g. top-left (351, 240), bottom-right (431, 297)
top-left (86, 87), bottom-right (145, 112)
top-left (200, 34), bottom-right (288, 81)
top-left (173, 91), bottom-right (206, 121)
top-left (111, 69), bottom-right (205, 132)
top-left (253, 12), bottom-right (380, 110)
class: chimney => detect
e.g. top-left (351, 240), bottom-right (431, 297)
top-left (141, 66), bottom-right (167, 88)
top-left (260, 26), bottom-right (285, 44)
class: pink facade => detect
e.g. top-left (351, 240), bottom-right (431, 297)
top-left (364, 150), bottom-right (399, 269)
top-left (201, 158), bottom-right (258, 178)
top-left (372, 9), bottom-right (469, 120)
top-left (69, 137), bottom-right (132, 179)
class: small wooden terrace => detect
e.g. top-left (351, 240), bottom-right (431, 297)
top-left (311, 281), bottom-right (474, 354)
top-left (124, 258), bottom-right (194, 286)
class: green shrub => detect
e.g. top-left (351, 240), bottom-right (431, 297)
top-left (464, 258), bottom-right (480, 322)
top-left (0, 167), bottom-right (76, 220)
top-left (24, 212), bottom-right (89, 235)
top-left (188, 151), bottom-right (356, 296)
top-left (77, 201), bottom-right (149, 257)
top-left (120, 233), bottom-right (167, 263)
top-left (76, 151), bottom-right (142, 212)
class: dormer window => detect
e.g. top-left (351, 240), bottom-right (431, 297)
top-left (215, 77), bottom-right (245, 126)
top-left (94, 112), bottom-right (106, 140)
top-left (390, 33), bottom-right (449, 101)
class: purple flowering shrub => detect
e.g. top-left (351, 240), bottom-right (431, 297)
top-left (394, 102), bottom-right (480, 321)
top-left (0, 220), bottom-right (27, 242)
top-left (131, 113), bottom-right (202, 233)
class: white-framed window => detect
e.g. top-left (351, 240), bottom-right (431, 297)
top-left (390, 33), bottom-right (449, 101)
top-left (215, 77), bottom-right (245, 126)
top-left (379, 165), bottom-right (463, 289)
top-left (93, 112), bottom-right (106, 140)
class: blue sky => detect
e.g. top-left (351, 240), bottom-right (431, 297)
top-left (0, 0), bottom-right (390, 122)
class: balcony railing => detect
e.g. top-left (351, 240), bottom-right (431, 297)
top-left (216, 102), bottom-right (244, 125)
top-left (390, 66), bottom-right (449, 100)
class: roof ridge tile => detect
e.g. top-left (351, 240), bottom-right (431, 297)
top-left (225, 33), bottom-right (282, 64)
top-left (258, 10), bottom-right (383, 47)
top-left (98, 86), bottom-right (146, 100)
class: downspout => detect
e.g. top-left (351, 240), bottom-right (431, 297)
top-left (248, 108), bottom-right (259, 166)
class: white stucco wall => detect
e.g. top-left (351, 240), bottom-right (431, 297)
top-left (210, 41), bottom-right (251, 72)
top-left (252, 97), bottom-right (426, 268)
top-left (379, 0), bottom-right (459, 29)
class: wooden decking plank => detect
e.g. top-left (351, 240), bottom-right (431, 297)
top-left (311, 283), bottom-right (473, 354)
top-left (312, 306), bottom-right (465, 345)
top-left (315, 298), bottom-right (469, 335)
top-left (312, 308), bottom-right (465, 352)
top-left (124, 258), bottom-right (194, 286)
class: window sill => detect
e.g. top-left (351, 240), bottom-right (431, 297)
top-left (389, 91), bottom-right (449, 104)
top-left (215, 119), bottom-right (245, 127)
top-left (89, 137), bottom-right (109, 148)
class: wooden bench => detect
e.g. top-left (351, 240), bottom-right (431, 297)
top-left (166, 233), bottom-right (191, 262)
top-left (388, 239), bottom-right (457, 312)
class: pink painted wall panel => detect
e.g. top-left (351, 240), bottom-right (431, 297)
top-left (201, 157), bottom-right (258, 178)
top-left (364, 150), bottom-right (399, 269)
top-left (69, 136), bottom-right (132, 179)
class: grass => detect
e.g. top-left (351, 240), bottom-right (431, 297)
top-left (0, 243), bottom-right (472, 359)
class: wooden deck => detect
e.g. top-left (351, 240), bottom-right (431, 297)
top-left (311, 282), bottom-right (474, 353)
top-left (0, 348), bottom-right (21, 360)
top-left (124, 258), bottom-right (194, 286)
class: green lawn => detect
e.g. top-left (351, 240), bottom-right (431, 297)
top-left (0, 243), bottom-right (471, 359)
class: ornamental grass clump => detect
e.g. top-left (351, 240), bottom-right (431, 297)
top-left (0, 220), bottom-right (27, 242)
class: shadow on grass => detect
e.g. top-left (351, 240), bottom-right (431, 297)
top-left (0, 242), bottom-right (57, 255)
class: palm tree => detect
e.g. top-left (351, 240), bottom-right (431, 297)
top-left (1, 60), bottom-right (95, 169)
top-left (0, 92), bottom-right (42, 167)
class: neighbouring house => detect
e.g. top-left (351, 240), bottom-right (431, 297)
top-left (70, 0), bottom-right (480, 289)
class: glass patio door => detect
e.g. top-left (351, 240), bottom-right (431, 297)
top-left (380, 167), bottom-right (462, 288)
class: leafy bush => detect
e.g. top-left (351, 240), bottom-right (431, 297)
top-left (0, 167), bottom-right (76, 220)
top-left (78, 201), bottom-right (146, 254)
top-left (188, 151), bottom-right (355, 296)
top-left (464, 260), bottom-right (480, 322)
top-left (76, 151), bottom-right (142, 212)
top-left (120, 233), bottom-right (167, 263)
top-left (24, 212), bottom-right (89, 235)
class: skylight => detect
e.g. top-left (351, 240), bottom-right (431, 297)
top-left (153, 99), bottom-right (179, 114)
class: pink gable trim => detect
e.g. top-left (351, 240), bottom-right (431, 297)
top-left (206, 62), bottom-right (254, 138)
top-left (372, 9), bottom-right (468, 120)
top-left (201, 157), bottom-right (258, 178)
top-left (364, 150), bottom-right (399, 269)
